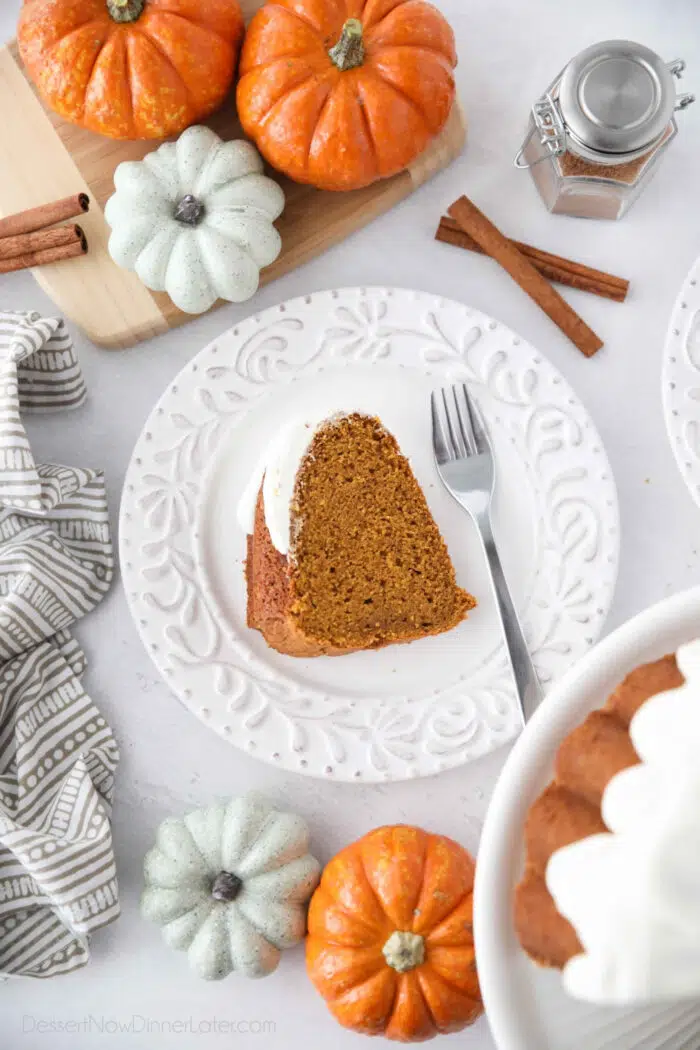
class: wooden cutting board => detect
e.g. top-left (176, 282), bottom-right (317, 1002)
top-left (0, 6), bottom-right (465, 349)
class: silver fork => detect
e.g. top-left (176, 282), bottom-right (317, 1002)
top-left (431, 383), bottom-right (542, 725)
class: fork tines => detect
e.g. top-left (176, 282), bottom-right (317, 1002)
top-left (431, 383), bottom-right (489, 464)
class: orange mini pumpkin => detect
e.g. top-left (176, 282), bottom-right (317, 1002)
top-left (306, 825), bottom-right (483, 1041)
top-left (237, 0), bottom-right (457, 191)
top-left (18, 0), bottom-right (245, 140)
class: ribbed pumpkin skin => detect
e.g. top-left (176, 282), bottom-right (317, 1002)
top-left (237, 0), bottom-right (457, 191)
top-left (306, 825), bottom-right (482, 1042)
top-left (18, 0), bottom-right (245, 140)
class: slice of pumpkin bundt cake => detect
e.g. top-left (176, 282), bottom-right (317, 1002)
top-left (239, 412), bottom-right (476, 657)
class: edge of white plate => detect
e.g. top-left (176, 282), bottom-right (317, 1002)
top-left (474, 585), bottom-right (700, 1050)
top-left (662, 253), bottom-right (700, 509)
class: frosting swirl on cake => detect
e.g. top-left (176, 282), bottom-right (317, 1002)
top-left (546, 638), bottom-right (700, 1004)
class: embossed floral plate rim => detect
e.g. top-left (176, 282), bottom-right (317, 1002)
top-left (662, 254), bottom-right (700, 508)
top-left (120, 287), bottom-right (619, 782)
top-left (475, 586), bottom-right (700, 1050)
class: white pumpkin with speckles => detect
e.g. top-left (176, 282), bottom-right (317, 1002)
top-left (105, 126), bottom-right (285, 314)
top-left (141, 793), bottom-right (321, 980)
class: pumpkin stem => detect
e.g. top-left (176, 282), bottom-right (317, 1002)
top-left (211, 871), bottom-right (242, 902)
top-left (174, 194), bottom-right (206, 226)
top-left (382, 931), bottom-right (425, 973)
top-left (329, 18), bottom-right (365, 72)
top-left (107, 0), bottom-right (145, 23)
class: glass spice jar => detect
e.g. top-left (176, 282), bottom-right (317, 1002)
top-left (515, 40), bottom-right (694, 220)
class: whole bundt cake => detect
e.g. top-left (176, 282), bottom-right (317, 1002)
top-left (514, 653), bottom-right (684, 968)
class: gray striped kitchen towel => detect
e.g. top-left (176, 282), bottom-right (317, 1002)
top-left (0, 311), bottom-right (87, 512)
top-left (0, 311), bottom-right (118, 978)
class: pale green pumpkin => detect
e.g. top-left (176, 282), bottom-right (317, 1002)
top-left (141, 792), bottom-right (321, 980)
top-left (105, 125), bottom-right (285, 314)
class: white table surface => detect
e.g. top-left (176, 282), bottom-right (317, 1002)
top-left (2, 1), bottom-right (699, 1047)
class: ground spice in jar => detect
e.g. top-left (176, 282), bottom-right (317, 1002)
top-left (515, 41), bottom-right (693, 219)
top-left (556, 124), bottom-right (674, 184)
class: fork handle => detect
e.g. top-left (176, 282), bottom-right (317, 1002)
top-left (479, 517), bottom-right (543, 725)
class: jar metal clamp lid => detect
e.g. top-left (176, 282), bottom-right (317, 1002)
top-left (515, 39), bottom-right (695, 169)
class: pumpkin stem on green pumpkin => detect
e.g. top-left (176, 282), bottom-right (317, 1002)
top-left (329, 18), bottom-right (365, 71)
top-left (382, 931), bottom-right (425, 973)
top-left (107, 0), bottom-right (145, 23)
top-left (211, 871), bottom-right (243, 902)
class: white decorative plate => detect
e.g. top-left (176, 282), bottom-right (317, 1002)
top-left (663, 255), bottom-right (700, 506)
top-left (475, 586), bottom-right (700, 1050)
top-left (120, 287), bottom-right (619, 781)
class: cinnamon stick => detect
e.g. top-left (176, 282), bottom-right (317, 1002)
top-left (436, 217), bottom-right (629, 303)
top-left (0, 224), bottom-right (85, 262)
top-left (0, 194), bottom-right (90, 239)
top-left (0, 230), bottom-right (88, 275)
top-left (447, 196), bottom-right (604, 357)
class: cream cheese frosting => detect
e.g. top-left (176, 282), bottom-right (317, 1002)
top-left (545, 638), bottom-right (700, 1004)
top-left (237, 413), bottom-right (347, 555)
